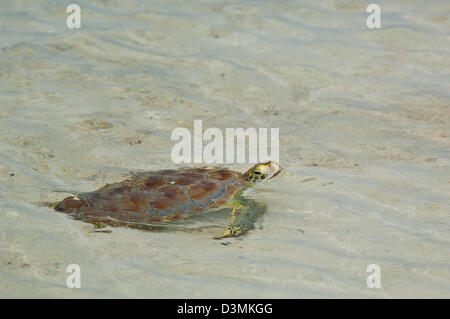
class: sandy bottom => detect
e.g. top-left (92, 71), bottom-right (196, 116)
top-left (0, 0), bottom-right (449, 298)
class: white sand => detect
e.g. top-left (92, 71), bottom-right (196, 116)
top-left (0, 0), bottom-right (449, 298)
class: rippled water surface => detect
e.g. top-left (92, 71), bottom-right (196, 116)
top-left (0, 0), bottom-right (449, 298)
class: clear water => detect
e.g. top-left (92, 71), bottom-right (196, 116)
top-left (0, 0), bottom-right (449, 298)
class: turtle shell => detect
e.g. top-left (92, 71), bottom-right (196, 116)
top-left (54, 167), bottom-right (246, 228)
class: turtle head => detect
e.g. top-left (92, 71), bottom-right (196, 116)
top-left (244, 161), bottom-right (283, 183)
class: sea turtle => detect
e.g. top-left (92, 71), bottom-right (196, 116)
top-left (53, 161), bottom-right (282, 239)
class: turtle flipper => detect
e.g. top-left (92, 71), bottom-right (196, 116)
top-left (91, 222), bottom-right (113, 233)
top-left (214, 198), bottom-right (267, 239)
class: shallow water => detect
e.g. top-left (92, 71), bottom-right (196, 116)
top-left (0, 0), bottom-right (449, 298)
